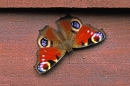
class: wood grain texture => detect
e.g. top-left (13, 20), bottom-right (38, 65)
top-left (0, 9), bottom-right (130, 86)
top-left (0, 0), bottom-right (130, 8)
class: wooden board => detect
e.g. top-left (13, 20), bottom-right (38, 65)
top-left (0, 9), bottom-right (130, 86)
top-left (0, 0), bottom-right (130, 8)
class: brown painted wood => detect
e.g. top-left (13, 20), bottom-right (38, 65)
top-left (0, 9), bottom-right (130, 86)
top-left (0, 0), bottom-right (130, 8)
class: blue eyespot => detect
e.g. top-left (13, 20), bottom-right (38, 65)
top-left (71, 21), bottom-right (80, 29)
top-left (41, 37), bottom-right (48, 47)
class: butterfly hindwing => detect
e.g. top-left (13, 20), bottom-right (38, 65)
top-left (73, 24), bottom-right (106, 48)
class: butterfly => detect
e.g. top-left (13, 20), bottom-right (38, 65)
top-left (35, 14), bottom-right (106, 74)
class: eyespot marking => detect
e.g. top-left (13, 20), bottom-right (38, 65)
top-left (40, 37), bottom-right (52, 48)
top-left (37, 62), bottom-right (50, 73)
top-left (71, 21), bottom-right (80, 29)
top-left (71, 18), bottom-right (82, 33)
top-left (41, 37), bottom-right (48, 47)
top-left (91, 31), bottom-right (104, 43)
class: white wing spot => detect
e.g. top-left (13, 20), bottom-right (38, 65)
top-left (87, 30), bottom-right (90, 33)
top-left (91, 32), bottom-right (93, 35)
top-left (42, 59), bottom-right (45, 61)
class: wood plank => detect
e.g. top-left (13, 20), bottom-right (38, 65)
top-left (0, 9), bottom-right (130, 86)
top-left (0, 0), bottom-right (130, 8)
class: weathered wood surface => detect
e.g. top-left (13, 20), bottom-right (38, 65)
top-left (0, 9), bottom-right (130, 86)
top-left (0, 0), bottom-right (130, 8)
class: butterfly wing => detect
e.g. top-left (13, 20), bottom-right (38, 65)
top-left (35, 26), bottom-right (66, 73)
top-left (73, 24), bottom-right (106, 48)
top-left (56, 15), bottom-right (106, 49)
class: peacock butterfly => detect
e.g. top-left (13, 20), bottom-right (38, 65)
top-left (35, 14), bottom-right (106, 74)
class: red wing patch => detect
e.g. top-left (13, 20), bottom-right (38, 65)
top-left (36, 47), bottom-right (63, 73)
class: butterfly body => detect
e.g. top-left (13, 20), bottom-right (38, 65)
top-left (35, 15), bottom-right (106, 73)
